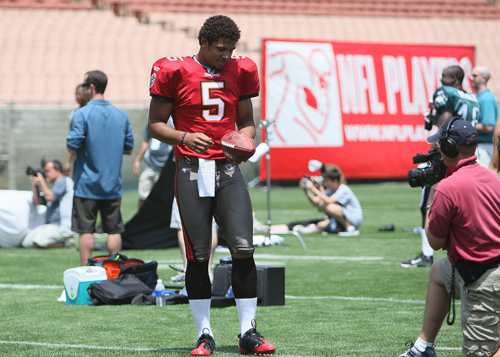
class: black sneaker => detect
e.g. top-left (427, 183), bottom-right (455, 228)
top-left (191, 331), bottom-right (215, 356)
top-left (401, 252), bottom-right (433, 268)
top-left (238, 321), bottom-right (276, 355)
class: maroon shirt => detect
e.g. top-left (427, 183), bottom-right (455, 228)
top-left (149, 55), bottom-right (259, 160)
top-left (428, 155), bottom-right (500, 265)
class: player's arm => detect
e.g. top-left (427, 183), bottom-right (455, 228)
top-left (437, 111), bottom-right (453, 129)
top-left (489, 123), bottom-right (500, 172)
top-left (235, 98), bottom-right (256, 139)
top-left (148, 97), bottom-right (213, 154)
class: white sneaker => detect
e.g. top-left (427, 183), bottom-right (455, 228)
top-left (338, 226), bottom-right (360, 237)
top-left (170, 272), bottom-right (185, 283)
top-left (294, 224), bottom-right (319, 234)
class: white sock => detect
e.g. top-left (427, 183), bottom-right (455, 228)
top-left (189, 299), bottom-right (213, 338)
top-left (414, 337), bottom-right (433, 352)
top-left (236, 297), bottom-right (257, 335)
top-left (346, 226), bottom-right (356, 232)
top-left (421, 230), bottom-right (434, 257)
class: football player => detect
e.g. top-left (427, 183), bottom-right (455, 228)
top-left (148, 15), bottom-right (275, 356)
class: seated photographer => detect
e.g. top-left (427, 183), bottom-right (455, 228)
top-left (22, 160), bottom-right (75, 248)
top-left (398, 117), bottom-right (500, 357)
top-left (273, 167), bottom-right (363, 237)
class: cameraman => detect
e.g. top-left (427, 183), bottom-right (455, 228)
top-left (398, 117), bottom-right (500, 357)
top-left (402, 65), bottom-right (480, 268)
top-left (292, 167), bottom-right (363, 236)
top-left (22, 160), bottom-right (75, 248)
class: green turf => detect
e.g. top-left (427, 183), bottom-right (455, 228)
top-left (0, 183), bottom-right (462, 356)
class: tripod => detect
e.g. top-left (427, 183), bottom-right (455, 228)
top-left (256, 118), bottom-right (307, 249)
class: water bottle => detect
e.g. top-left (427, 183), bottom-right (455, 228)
top-left (226, 285), bottom-right (234, 298)
top-left (155, 279), bottom-right (166, 307)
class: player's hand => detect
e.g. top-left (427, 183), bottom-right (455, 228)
top-left (184, 133), bottom-right (214, 154)
top-left (133, 160), bottom-right (140, 176)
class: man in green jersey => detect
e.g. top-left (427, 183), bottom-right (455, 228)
top-left (432, 65), bottom-right (480, 128)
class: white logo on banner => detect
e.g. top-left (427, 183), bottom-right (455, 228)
top-left (265, 41), bottom-right (343, 147)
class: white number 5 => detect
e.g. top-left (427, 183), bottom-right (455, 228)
top-left (201, 81), bottom-right (225, 121)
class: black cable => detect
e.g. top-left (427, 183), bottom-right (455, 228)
top-left (447, 266), bottom-right (456, 326)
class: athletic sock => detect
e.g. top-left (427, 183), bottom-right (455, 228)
top-left (414, 337), bottom-right (434, 352)
top-left (236, 297), bottom-right (257, 335)
top-left (189, 299), bottom-right (213, 338)
top-left (421, 230), bottom-right (434, 257)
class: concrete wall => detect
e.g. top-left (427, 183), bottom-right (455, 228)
top-left (0, 105), bottom-right (260, 191)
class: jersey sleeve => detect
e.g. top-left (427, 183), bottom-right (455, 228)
top-left (149, 58), bottom-right (176, 103)
top-left (433, 87), bottom-right (453, 117)
top-left (238, 57), bottom-right (260, 100)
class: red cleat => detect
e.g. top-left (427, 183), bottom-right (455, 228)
top-left (238, 322), bottom-right (276, 355)
top-left (191, 333), bottom-right (215, 356)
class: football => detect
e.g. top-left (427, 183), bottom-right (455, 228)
top-left (220, 130), bottom-right (256, 162)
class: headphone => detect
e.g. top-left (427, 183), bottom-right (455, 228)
top-left (439, 116), bottom-right (462, 158)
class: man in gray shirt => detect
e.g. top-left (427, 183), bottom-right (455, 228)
top-left (133, 121), bottom-right (173, 209)
top-left (23, 160), bottom-right (75, 248)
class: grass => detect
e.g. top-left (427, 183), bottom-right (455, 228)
top-left (0, 182), bottom-right (462, 357)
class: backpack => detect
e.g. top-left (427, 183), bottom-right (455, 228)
top-left (88, 274), bottom-right (153, 305)
top-left (87, 253), bottom-right (158, 290)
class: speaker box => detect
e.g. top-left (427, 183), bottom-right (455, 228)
top-left (211, 264), bottom-right (285, 307)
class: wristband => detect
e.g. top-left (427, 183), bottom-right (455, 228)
top-left (426, 206), bottom-right (431, 211)
top-left (180, 132), bottom-right (187, 146)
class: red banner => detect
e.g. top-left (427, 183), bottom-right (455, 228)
top-left (259, 40), bottom-right (475, 180)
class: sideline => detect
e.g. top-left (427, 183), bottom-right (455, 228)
top-left (0, 340), bottom-right (461, 354)
top-left (0, 341), bottom-right (312, 356)
top-left (0, 283), bottom-right (437, 305)
top-left (286, 295), bottom-right (426, 304)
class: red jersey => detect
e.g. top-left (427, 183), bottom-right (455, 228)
top-left (149, 55), bottom-right (260, 160)
top-left (428, 156), bottom-right (500, 265)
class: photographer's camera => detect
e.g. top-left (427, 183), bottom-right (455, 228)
top-left (25, 159), bottom-right (46, 178)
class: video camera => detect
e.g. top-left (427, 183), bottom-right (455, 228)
top-left (407, 149), bottom-right (447, 188)
top-left (26, 158), bottom-right (46, 178)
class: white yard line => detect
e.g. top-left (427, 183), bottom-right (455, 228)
top-left (0, 284), bottom-right (63, 289)
top-left (285, 295), bottom-right (426, 304)
top-left (254, 254), bottom-right (383, 261)
top-left (0, 340), bottom-right (461, 354)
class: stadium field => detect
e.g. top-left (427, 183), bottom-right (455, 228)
top-left (0, 182), bottom-right (462, 357)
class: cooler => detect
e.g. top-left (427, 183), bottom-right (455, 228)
top-left (63, 266), bottom-right (107, 305)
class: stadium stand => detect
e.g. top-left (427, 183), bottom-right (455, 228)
top-left (1, 4), bottom-right (500, 104)
top-left (102, 0), bottom-right (500, 20)
top-left (1, 2), bottom-right (500, 190)
top-left (0, 0), bottom-right (93, 10)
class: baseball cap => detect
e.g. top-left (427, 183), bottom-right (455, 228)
top-left (426, 116), bottom-right (478, 146)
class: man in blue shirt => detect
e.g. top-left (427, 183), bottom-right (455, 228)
top-left (67, 70), bottom-right (134, 266)
top-left (471, 66), bottom-right (498, 165)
